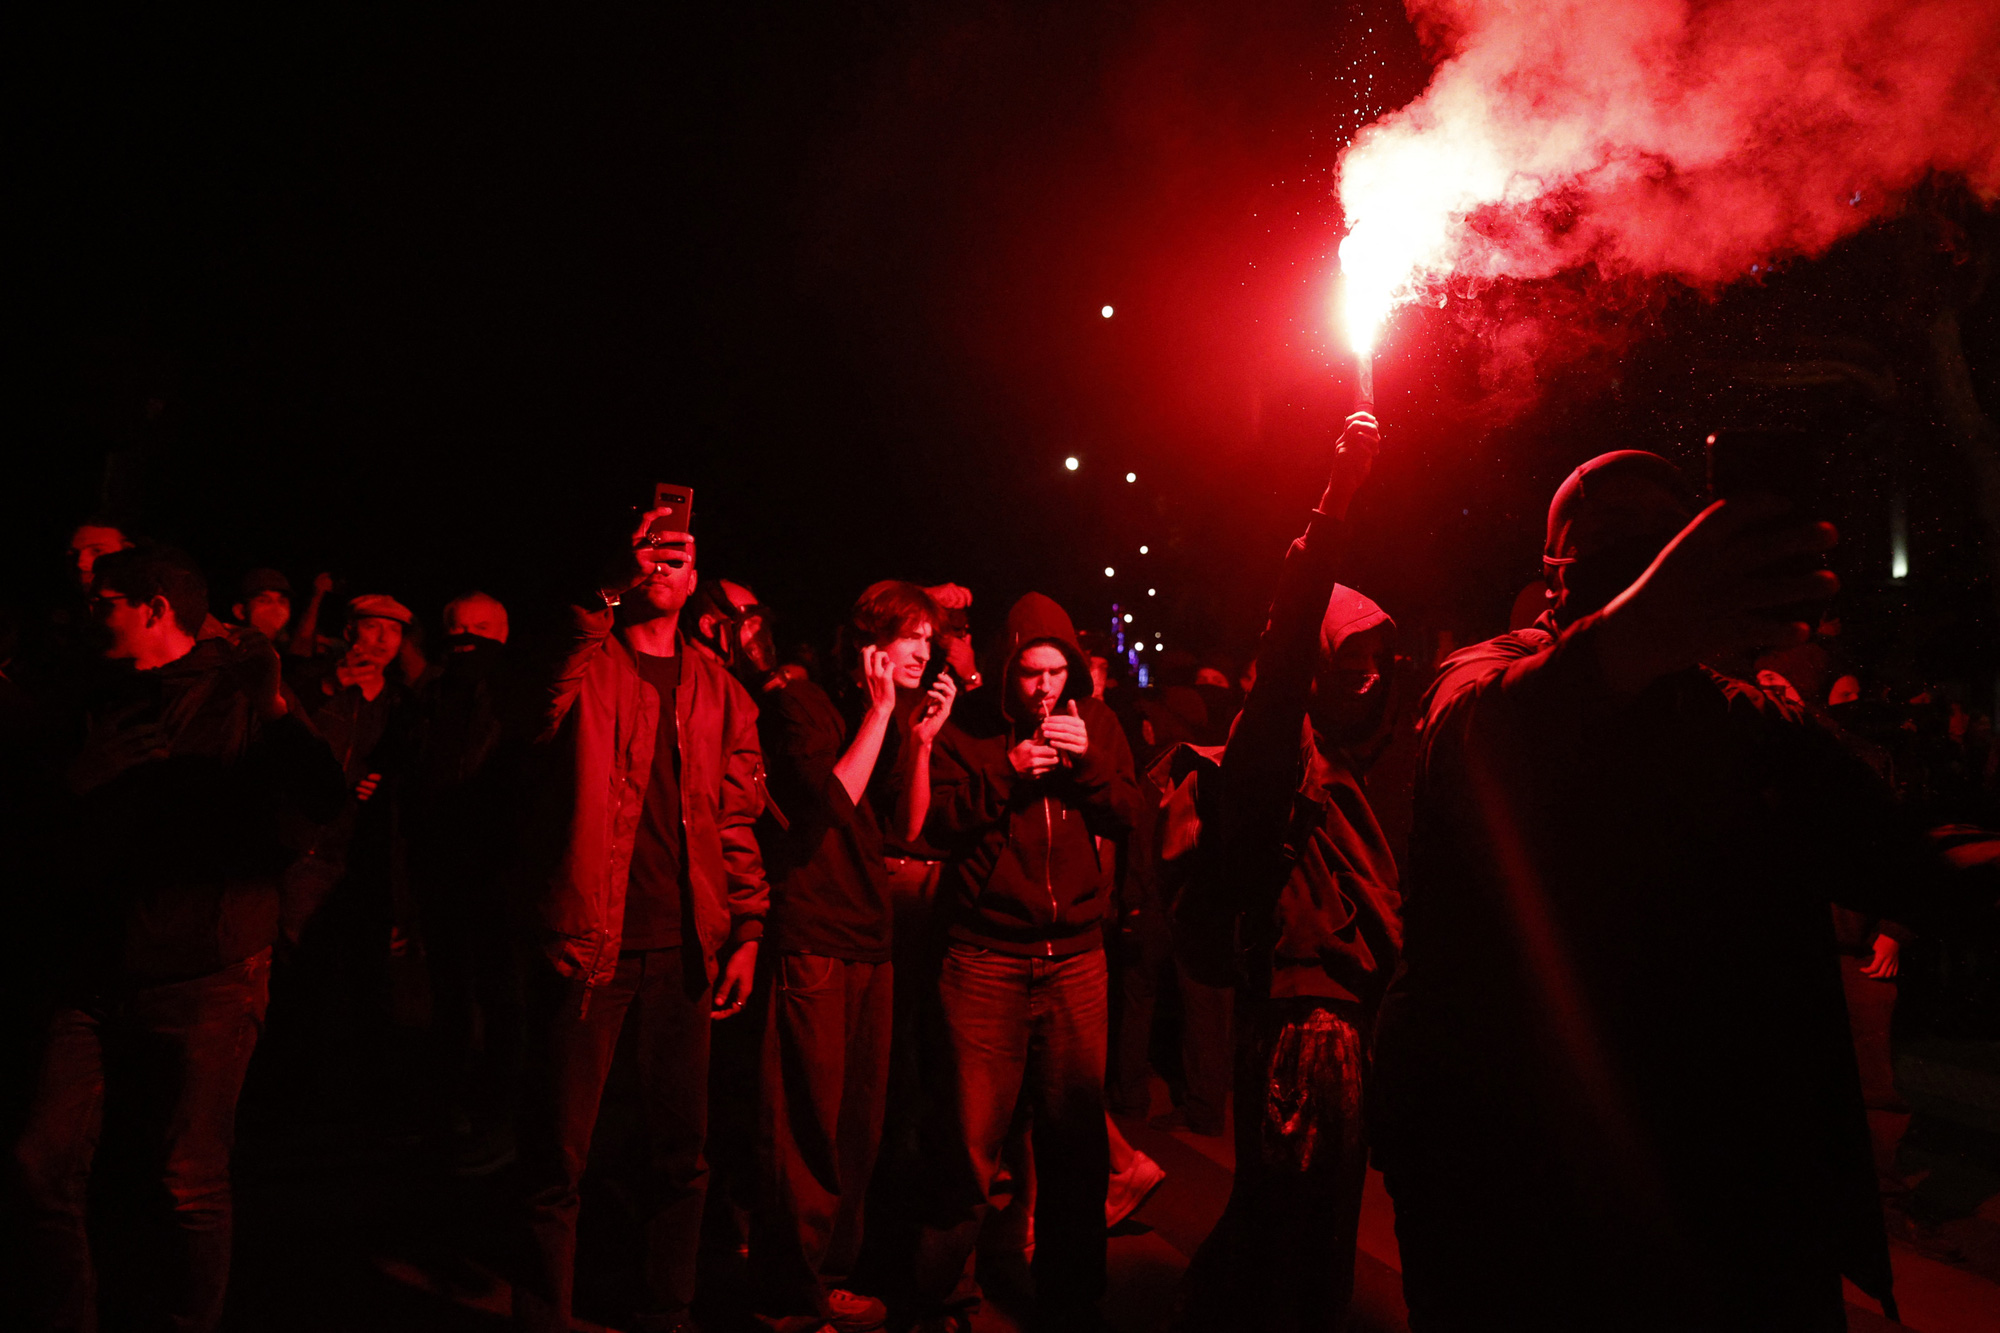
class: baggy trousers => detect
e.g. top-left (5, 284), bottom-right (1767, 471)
top-left (751, 952), bottom-right (894, 1319)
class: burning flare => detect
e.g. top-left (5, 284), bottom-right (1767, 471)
top-left (1334, 0), bottom-right (2000, 360)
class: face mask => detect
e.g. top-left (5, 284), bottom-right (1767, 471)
top-left (1555, 535), bottom-right (1671, 625)
top-left (1313, 671), bottom-right (1391, 747)
top-left (698, 609), bottom-right (779, 689)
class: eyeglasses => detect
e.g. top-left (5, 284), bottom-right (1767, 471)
top-left (89, 593), bottom-right (133, 616)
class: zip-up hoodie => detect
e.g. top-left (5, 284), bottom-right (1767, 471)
top-left (925, 593), bottom-right (1140, 956)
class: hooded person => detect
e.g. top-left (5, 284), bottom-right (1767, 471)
top-left (1372, 449), bottom-right (1997, 1330)
top-left (1171, 411), bottom-right (1400, 1333)
top-left (907, 591), bottom-right (1140, 1332)
top-left (402, 591), bottom-right (532, 1173)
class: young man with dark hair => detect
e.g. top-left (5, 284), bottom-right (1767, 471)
top-left (233, 568), bottom-right (294, 643)
top-left (907, 592), bottom-right (1140, 1333)
top-left (65, 515), bottom-right (136, 590)
top-left (751, 579), bottom-right (955, 1333)
top-left (13, 545), bottom-right (344, 1333)
top-left (513, 500), bottom-right (769, 1333)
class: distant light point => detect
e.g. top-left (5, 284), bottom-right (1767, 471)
top-left (1138, 545), bottom-right (1148, 554)
top-left (1101, 305), bottom-right (1114, 318)
top-left (1122, 613), bottom-right (1133, 623)
top-left (1064, 456), bottom-right (1079, 471)
top-left (1104, 567), bottom-right (1116, 578)
top-left (1146, 588), bottom-right (1156, 597)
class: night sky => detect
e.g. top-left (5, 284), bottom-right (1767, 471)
top-left (12, 3), bottom-right (1998, 683)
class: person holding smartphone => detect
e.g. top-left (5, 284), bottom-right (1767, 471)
top-left (512, 496), bottom-right (769, 1333)
top-left (749, 580), bottom-right (953, 1333)
top-left (906, 591), bottom-right (1139, 1333)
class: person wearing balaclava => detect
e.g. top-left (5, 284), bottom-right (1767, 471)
top-left (1373, 450), bottom-right (1997, 1329)
top-left (1171, 410), bottom-right (1402, 1333)
top-left (401, 590), bottom-right (532, 1174)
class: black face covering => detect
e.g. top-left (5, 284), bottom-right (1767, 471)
top-left (1553, 533), bottom-right (1673, 626)
top-left (693, 609), bottom-right (778, 690)
top-left (1311, 670), bottom-right (1392, 750)
top-left (442, 633), bottom-right (504, 673)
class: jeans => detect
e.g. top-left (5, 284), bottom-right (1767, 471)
top-left (13, 949), bottom-right (272, 1333)
top-left (515, 946), bottom-right (711, 1332)
top-left (751, 952), bottom-right (893, 1318)
top-left (914, 943), bottom-right (1109, 1318)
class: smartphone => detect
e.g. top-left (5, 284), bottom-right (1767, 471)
top-left (649, 483), bottom-right (695, 538)
top-left (919, 648), bottom-right (948, 696)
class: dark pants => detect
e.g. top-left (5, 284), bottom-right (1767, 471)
top-left (752, 953), bottom-right (894, 1319)
top-left (515, 946), bottom-right (712, 1332)
top-left (1840, 955), bottom-right (1909, 1196)
top-left (415, 868), bottom-right (524, 1138)
top-left (1175, 961), bottom-right (1234, 1134)
top-left (1180, 996), bottom-right (1367, 1333)
top-left (13, 949), bottom-right (272, 1333)
top-left (914, 944), bottom-right (1109, 1319)
top-left (856, 857), bottom-right (944, 1291)
top-left (1107, 900), bottom-right (1168, 1116)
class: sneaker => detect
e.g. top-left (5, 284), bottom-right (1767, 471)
top-left (1105, 1150), bottom-right (1167, 1228)
top-left (825, 1287), bottom-right (888, 1332)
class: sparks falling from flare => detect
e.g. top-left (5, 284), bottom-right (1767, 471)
top-left (1330, 0), bottom-right (2000, 411)
top-left (1336, 137), bottom-right (1475, 406)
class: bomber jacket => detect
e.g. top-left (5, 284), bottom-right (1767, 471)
top-left (926, 593), bottom-right (1140, 957)
top-left (527, 602), bottom-right (769, 1007)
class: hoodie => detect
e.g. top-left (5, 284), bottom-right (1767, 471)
top-left (1217, 513), bottom-right (1403, 1009)
top-left (925, 593), bottom-right (1141, 956)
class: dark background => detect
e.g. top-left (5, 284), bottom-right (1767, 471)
top-left (10, 2), bottom-right (1998, 691)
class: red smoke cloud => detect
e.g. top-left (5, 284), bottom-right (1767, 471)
top-left (1336, 0), bottom-right (2000, 349)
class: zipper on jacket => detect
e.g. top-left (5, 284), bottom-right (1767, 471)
top-left (1043, 796), bottom-right (1057, 957)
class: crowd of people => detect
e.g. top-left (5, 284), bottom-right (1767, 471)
top-left (4, 411), bottom-right (1998, 1333)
